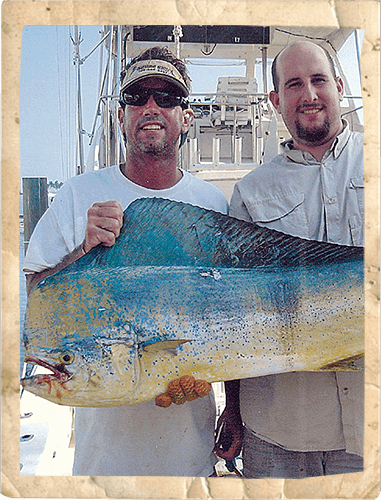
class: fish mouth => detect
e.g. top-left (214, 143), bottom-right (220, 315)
top-left (21, 356), bottom-right (72, 385)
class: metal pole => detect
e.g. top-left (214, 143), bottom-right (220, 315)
top-left (190, 138), bottom-right (198, 167)
top-left (232, 106), bottom-right (237, 163)
top-left (73, 26), bottom-right (85, 174)
top-left (112, 26), bottom-right (120, 167)
top-left (103, 25), bottom-right (120, 168)
top-left (234, 137), bottom-right (242, 165)
top-left (104, 26), bottom-right (113, 168)
top-left (354, 30), bottom-right (362, 78)
top-left (89, 59), bottom-right (109, 147)
top-left (253, 103), bottom-right (259, 165)
top-left (256, 103), bottom-right (263, 163)
top-left (212, 137), bottom-right (220, 167)
top-left (261, 46), bottom-right (268, 95)
top-left (173, 26), bottom-right (183, 58)
top-left (22, 178), bottom-right (49, 254)
top-left (252, 103), bottom-right (257, 164)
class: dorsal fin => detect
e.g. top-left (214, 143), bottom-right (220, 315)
top-left (59, 197), bottom-right (363, 275)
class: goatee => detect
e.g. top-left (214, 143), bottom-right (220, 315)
top-left (138, 141), bottom-right (168, 155)
top-left (128, 137), bottom-right (175, 159)
top-left (296, 118), bottom-right (330, 146)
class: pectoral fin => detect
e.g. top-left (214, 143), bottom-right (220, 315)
top-left (320, 354), bottom-right (364, 371)
top-left (143, 339), bottom-right (191, 356)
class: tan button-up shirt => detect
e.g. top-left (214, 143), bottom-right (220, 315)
top-left (230, 122), bottom-right (364, 455)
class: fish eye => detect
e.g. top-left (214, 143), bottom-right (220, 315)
top-left (59, 351), bottom-right (75, 365)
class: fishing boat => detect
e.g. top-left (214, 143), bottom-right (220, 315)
top-left (20, 24), bottom-right (363, 476)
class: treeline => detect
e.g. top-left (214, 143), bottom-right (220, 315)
top-left (48, 180), bottom-right (64, 190)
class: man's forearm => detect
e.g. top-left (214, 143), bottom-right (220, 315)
top-left (224, 379), bottom-right (241, 412)
top-left (25, 242), bottom-right (86, 296)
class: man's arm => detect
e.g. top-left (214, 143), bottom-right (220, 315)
top-left (26, 244), bottom-right (86, 295)
top-left (26, 200), bottom-right (124, 296)
top-left (214, 379), bottom-right (243, 461)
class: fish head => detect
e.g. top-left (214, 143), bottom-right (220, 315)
top-left (21, 343), bottom-right (88, 404)
top-left (21, 332), bottom-right (145, 406)
top-left (21, 270), bottom-right (142, 407)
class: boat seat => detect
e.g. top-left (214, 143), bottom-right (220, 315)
top-left (211, 77), bottom-right (258, 126)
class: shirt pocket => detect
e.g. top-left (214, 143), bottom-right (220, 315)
top-left (348, 176), bottom-right (364, 246)
top-left (349, 215), bottom-right (364, 247)
top-left (349, 176), bottom-right (364, 218)
top-left (245, 191), bottom-right (308, 237)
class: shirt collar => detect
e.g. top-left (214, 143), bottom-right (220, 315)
top-left (281, 120), bottom-right (350, 164)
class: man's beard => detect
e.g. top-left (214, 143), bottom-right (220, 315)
top-left (128, 136), bottom-right (178, 159)
top-left (138, 140), bottom-right (168, 155)
top-left (296, 117), bottom-right (331, 146)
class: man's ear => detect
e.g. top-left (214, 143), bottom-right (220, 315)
top-left (182, 108), bottom-right (194, 132)
top-left (336, 77), bottom-right (344, 101)
top-left (269, 90), bottom-right (281, 114)
top-left (118, 108), bottom-right (125, 133)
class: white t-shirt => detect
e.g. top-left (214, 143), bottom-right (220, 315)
top-left (24, 166), bottom-right (229, 273)
top-left (24, 165), bottom-right (229, 476)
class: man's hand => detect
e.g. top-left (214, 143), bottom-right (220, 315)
top-left (26, 200), bottom-right (124, 296)
top-left (214, 406), bottom-right (243, 461)
top-left (83, 201), bottom-right (124, 253)
top-left (155, 375), bottom-right (212, 408)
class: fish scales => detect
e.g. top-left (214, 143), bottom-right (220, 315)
top-left (69, 197), bottom-right (363, 270)
top-left (21, 198), bottom-right (364, 407)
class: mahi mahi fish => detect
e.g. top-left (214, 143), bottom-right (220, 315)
top-left (21, 197), bottom-right (364, 407)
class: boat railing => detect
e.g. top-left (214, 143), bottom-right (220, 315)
top-left (186, 91), bottom-right (277, 170)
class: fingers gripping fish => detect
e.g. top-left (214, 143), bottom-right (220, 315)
top-left (21, 198), bottom-right (364, 407)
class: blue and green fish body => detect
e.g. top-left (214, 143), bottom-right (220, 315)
top-left (21, 198), bottom-right (364, 407)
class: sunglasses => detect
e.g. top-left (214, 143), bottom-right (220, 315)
top-left (120, 89), bottom-right (188, 109)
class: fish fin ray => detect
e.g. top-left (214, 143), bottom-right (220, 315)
top-left (319, 354), bottom-right (364, 371)
top-left (143, 339), bottom-right (191, 356)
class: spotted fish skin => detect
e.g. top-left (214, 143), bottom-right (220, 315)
top-left (21, 198), bottom-right (364, 407)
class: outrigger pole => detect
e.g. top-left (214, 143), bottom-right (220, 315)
top-left (72, 26), bottom-right (85, 175)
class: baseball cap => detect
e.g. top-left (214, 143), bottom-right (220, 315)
top-left (120, 59), bottom-right (190, 97)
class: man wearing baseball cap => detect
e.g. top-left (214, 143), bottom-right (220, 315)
top-left (24, 46), bottom-right (228, 475)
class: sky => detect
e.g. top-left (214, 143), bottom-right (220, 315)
top-left (20, 26), bottom-right (102, 182)
top-left (19, 26), bottom-right (363, 183)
